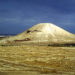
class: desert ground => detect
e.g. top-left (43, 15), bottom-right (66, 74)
top-left (0, 45), bottom-right (75, 75)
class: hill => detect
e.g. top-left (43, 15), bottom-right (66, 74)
top-left (0, 23), bottom-right (75, 46)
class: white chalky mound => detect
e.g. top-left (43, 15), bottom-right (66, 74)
top-left (0, 23), bottom-right (75, 45)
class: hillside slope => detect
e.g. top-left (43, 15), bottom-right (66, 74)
top-left (0, 23), bottom-right (75, 45)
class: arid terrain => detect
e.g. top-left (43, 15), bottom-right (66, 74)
top-left (0, 45), bottom-right (75, 75)
top-left (0, 23), bottom-right (75, 75)
top-left (1, 23), bottom-right (75, 45)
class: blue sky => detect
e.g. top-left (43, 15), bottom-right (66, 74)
top-left (0, 0), bottom-right (75, 35)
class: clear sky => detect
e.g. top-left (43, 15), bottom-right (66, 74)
top-left (0, 0), bottom-right (75, 35)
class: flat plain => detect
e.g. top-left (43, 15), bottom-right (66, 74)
top-left (0, 45), bottom-right (75, 75)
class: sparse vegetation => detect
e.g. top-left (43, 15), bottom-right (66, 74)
top-left (0, 45), bottom-right (75, 75)
top-left (0, 23), bottom-right (75, 75)
top-left (48, 43), bottom-right (75, 47)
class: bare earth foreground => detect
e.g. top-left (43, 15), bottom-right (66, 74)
top-left (0, 45), bottom-right (75, 75)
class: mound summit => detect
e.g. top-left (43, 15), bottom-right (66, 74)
top-left (1, 23), bottom-right (75, 46)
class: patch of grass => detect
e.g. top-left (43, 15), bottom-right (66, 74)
top-left (0, 72), bottom-right (7, 75)
top-left (40, 69), bottom-right (58, 74)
